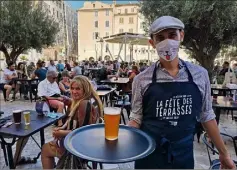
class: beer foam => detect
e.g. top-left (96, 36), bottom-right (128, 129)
top-left (13, 110), bottom-right (22, 113)
top-left (104, 107), bottom-right (121, 115)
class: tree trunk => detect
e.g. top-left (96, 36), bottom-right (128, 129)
top-left (198, 56), bottom-right (215, 82)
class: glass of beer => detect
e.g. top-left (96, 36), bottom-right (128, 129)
top-left (13, 110), bottom-right (22, 124)
top-left (23, 111), bottom-right (31, 125)
top-left (104, 107), bottom-right (121, 140)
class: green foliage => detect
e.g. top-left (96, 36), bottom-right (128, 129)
top-left (139, 0), bottom-right (237, 75)
top-left (0, 1), bottom-right (59, 64)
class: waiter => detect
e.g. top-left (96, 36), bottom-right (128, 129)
top-left (128, 16), bottom-right (236, 169)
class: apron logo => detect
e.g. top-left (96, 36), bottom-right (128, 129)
top-left (156, 95), bottom-right (193, 120)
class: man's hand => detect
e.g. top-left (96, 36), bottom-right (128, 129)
top-left (219, 154), bottom-right (236, 169)
top-left (128, 120), bottom-right (140, 128)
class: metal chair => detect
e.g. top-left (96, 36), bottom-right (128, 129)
top-left (113, 91), bottom-right (131, 125)
top-left (202, 132), bottom-right (237, 169)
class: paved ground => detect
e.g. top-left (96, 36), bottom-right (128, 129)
top-left (0, 93), bottom-right (236, 169)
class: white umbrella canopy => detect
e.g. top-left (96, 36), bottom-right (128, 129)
top-left (101, 32), bottom-right (150, 46)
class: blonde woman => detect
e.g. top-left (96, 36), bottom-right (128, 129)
top-left (41, 75), bottom-right (103, 169)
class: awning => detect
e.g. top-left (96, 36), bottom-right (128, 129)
top-left (100, 32), bottom-right (150, 46)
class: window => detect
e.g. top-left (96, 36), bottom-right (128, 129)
top-left (118, 9), bottom-right (121, 14)
top-left (95, 11), bottom-right (98, 17)
top-left (53, 8), bottom-right (55, 15)
top-left (131, 8), bottom-right (134, 12)
top-left (93, 4), bottom-right (95, 8)
top-left (106, 9), bottom-right (109, 16)
top-left (57, 11), bottom-right (59, 18)
top-left (129, 17), bottom-right (134, 24)
top-left (106, 32), bottom-right (109, 36)
top-left (59, 1), bottom-right (61, 8)
top-left (95, 21), bottom-right (98, 28)
top-left (119, 17), bottom-right (124, 24)
top-left (140, 22), bottom-right (143, 29)
top-left (119, 29), bottom-right (123, 33)
top-left (125, 9), bottom-right (128, 14)
top-left (129, 29), bottom-right (133, 33)
top-left (105, 21), bottom-right (109, 27)
top-left (93, 32), bottom-right (99, 39)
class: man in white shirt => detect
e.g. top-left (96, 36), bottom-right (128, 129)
top-left (0, 62), bottom-right (20, 101)
top-left (47, 60), bottom-right (57, 72)
top-left (38, 70), bottom-right (64, 113)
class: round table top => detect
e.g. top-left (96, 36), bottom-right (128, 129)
top-left (64, 124), bottom-right (156, 164)
top-left (212, 97), bottom-right (237, 109)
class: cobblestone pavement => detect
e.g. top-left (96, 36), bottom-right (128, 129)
top-left (0, 93), bottom-right (236, 169)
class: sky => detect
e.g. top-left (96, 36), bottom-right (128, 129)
top-left (68, 1), bottom-right (138, 10)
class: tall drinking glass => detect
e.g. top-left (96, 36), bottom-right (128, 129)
top-left (23, 111), bottom-right (31, 125)
top-left (13, 110), bottom-right (22, 124)
top-left (104, 107), bottom-right (121, 140)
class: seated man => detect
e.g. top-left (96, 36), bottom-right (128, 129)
top-left (37, 70), bottom-right (65, 114)
top-left (0, 62), bottom-right (20, 101)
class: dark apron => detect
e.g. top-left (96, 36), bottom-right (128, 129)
top-left (135, 60), bottom-right (202, 169)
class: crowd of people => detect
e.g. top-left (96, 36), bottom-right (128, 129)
top-left (0, 58), bottom-right (149, 102)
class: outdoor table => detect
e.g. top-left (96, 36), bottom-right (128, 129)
top-left (212, 97), bottom-right (237, 124)
top-left (211, 84), bottom-right (237, 97)
top-left (100, 78), bottom-right (129, 84)
top-left (0, 110), bottom-right (65, 169)
top-left (97, 88), bottom-right (116, 106)
top-left (64, 124), bottom-right (156, 166)
top-left (14, 78), bottom-right (40, 102)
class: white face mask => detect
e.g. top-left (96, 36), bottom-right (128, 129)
top-left (155, 39), bottom-right (180, 61)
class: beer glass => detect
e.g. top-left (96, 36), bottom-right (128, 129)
top-left (13, 110), bottom-right (22, 124)
top-left (23, 111), bottom-right (30, 125)
top-left (104, 107), bottom-right (121, 140)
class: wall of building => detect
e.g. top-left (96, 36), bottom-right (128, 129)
top-left (78, 1), bottom-right (113, 60)
top-left (77, 1), bottom-right (152, 61)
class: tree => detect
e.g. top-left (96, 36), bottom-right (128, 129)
top-left (140, 0), bottom-right (237, 77)
top-left (0, 1), bottom-right (59, 64)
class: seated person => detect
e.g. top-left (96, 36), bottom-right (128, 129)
top-left (117, 63), bottom-right (128, 78)
top-left (122, 65), bottom-right (140, 93)
top-left (16, 62), bottom-right (29, 100)
top-left (71, 61), bottom-right (82, 77)
top-left (0, 62), bottom-right (20, 101)
top-left (59, 71), bottom-right (71, 97)
top-left (37, 71), bottom-right (65, 114)
top-left (31, 61), bottom-right (47, 81)
top-left (41, 75), bottom-right (103, 169)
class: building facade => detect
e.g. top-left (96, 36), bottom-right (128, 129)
top-left (78, 1), bottom-right (152, 61)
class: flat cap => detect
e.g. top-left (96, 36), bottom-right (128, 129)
top-left (149, 16), bottom-right (184, 35)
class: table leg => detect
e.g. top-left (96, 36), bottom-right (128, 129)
top-left (99, 162), bottom-right (103, 169)
top-left (6, 143), bottom-right (15, 169)
top-left (0, 136), bottom-right (16, 168)
top-left (29, 82), bottom-right (33, 103)
top-left (40, 129), bottom-right (45, 147)
top-left (1, 141), bottom-right (8, 166)
top-left (215, 108), bottom-right (221, 125)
